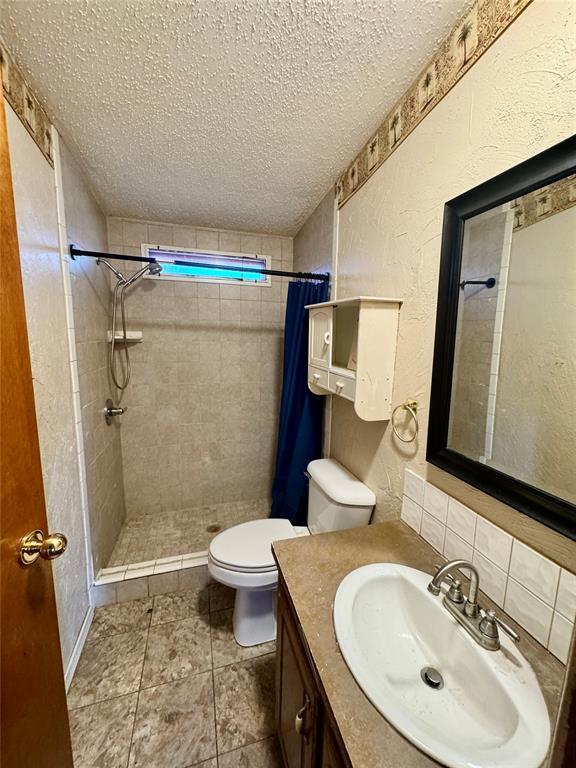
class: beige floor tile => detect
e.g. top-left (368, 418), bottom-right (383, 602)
top-left (218, 737), bottom-right (282, 768)
top-left (128, 673), bottom-right (216, 768)
top-left (88, 597), bottom-right (153, 642)
top-left (210, 609), bottom-right (275, 668)
top-left (69, 693), bottom-right (137, 768)
top-left (141, 616), bottom-right (212, 687)
top-left (68, 630), bottom-right (147, 709)
top-left (213, 654), bottom-right (276, 753)
top-left (151, 588), bottom-right (209, 625)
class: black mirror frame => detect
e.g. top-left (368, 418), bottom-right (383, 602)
top-left (427, 135), bottom-right (576, 541)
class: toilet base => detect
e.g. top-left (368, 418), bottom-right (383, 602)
top-left (233, 587), bottom-right (277, 647)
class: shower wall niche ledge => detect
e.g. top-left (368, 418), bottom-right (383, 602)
top-left (106, 330), bottom-right (143, 343)
top-left (306, 296), bottom-right (402, 421)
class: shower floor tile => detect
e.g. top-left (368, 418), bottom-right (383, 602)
top-left (107, 498), bottom-right (270, 568)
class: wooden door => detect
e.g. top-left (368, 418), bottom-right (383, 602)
top-left (276, 585), bottom-right (319, 768)
top-left (0, 91), bottom-right (74, 768)
top-left (309, 307), bottom-right (332, 369)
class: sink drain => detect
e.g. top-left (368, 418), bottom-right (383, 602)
top-left (420, 666), bottom-right (444, 690)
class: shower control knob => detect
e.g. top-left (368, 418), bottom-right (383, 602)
top-left (105, 399), bottom-right (126, 425)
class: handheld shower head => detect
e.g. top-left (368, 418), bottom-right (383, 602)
top-left (123, 261), bottom-right (163, 288)
top-left (148, 262), bottom-right (163, 276)
top-left (107, 259), bottom-right (162, 392)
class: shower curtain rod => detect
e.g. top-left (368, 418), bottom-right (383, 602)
top-left (69, 246), bottom-right (330, 282)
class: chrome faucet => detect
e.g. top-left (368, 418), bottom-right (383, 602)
top-left (427, 560), bottom-right (520, 651)
top-left (428, 559), bottom-right (480, 618)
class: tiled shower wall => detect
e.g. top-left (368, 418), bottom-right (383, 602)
top-left (106, 217), bottom-right (292, 518)
top-left (62, 142), bottom-right (126, 575)
top-left (449, 208), bottom-right (510, 461)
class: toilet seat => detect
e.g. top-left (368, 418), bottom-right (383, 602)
top-left (209, 554), bottom-right (277, 574)
top-left (208, 558), bottom-right (278, 592)
top-left (208, 517), bottom-right (296, 573)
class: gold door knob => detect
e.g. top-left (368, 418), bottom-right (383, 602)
top-left (19, 530), bottom-right (68, 566)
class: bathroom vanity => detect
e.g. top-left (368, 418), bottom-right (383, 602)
top-left (273, 521), bottom-right (564, 768)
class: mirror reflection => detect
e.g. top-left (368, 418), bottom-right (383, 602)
top-left (448, 175), bottom-right (576, 505)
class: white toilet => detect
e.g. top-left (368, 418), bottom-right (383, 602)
top-left (208, 458), bottom-right (375, 646)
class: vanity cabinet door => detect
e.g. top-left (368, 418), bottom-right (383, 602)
top-left (277, 587), bottom-right (319, 768)
top-left (320, 725), bottom-right (348, 768)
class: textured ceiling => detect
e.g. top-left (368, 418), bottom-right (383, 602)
top-left (0, 0), bottom-right (469, 235)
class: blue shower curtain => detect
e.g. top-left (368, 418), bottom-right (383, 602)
top-left (271, 279), bottom-right (329, 525)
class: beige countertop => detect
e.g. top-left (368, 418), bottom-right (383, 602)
top-left (273, 520), bottom-right (564, 768)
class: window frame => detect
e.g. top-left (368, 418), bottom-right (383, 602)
top-left (141, 243), bottom-right (272, 286)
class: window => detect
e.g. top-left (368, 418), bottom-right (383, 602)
top-left (142, 244), bottom-right (271, 285)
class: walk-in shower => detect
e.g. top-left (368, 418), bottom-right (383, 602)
top-left (69, 237), bottom-right (327, 581)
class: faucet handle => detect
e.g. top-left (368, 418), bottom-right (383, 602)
top-left (446, 579), bottom-right (464, 604)
top-left (480, 609), bottom-right (520, 644)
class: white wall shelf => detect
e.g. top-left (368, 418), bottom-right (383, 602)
top-left (106, 330), bottom-right (143, 343)
top-left (305, 296), bottom-right (402, 421)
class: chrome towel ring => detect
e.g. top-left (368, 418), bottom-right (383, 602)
top-left (391, 400), bottom-right (419, 443)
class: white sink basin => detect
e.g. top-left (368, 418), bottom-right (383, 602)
top-left (333, 563), bottom-right (550, 768)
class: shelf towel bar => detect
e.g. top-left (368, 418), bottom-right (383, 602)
top-left (391, 400), bottom-right (419, 443)
top-left (459, 277), bottom-right (496, 290)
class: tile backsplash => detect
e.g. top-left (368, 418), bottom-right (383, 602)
top-left (402, 469), bottom-right (575, 664)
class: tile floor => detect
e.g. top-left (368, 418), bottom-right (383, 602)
top-left (108, 499), bottom-right (271, 567)
top-left (68, 578), bottom-right (282, 767)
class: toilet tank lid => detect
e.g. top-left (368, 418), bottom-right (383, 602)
top-left (307, 459), bottom-right (376, 506)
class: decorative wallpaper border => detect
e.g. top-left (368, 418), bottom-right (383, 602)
top-left (512, 174), bottom-right (576, 231)
top-left (336, 0), bottom-right (534, 207)
top-left (0, 38), bottom-right (54, 165)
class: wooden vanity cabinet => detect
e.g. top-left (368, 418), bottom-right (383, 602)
top-left (276, 579), bottom-right (350, 768)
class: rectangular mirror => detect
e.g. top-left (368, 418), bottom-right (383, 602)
top-left (428, 137), bottom-right (576, 539)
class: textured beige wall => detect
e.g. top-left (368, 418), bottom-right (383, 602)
top-left (331, 0), bottom-right (575, 543)
top-left (293, 188), bottom-right (336, 455)
top-left (293, 189), bottom-right (335, 277)
top-left (6, 104), bottom-right (89, 668)
top-left (107, 218), bottom-right (292, 517)
top-left (61, 143), bottom-right (126, 573)
top-left (492, 206), bottom-right (576, 504)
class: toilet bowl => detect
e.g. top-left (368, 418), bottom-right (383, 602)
top-left (208, 517), bottom-right (297, 646)
top-left (208, 458), bottom-right (375, 647)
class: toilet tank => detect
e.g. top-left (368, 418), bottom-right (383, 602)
top-left (307, 458), bottom-right (375, 534)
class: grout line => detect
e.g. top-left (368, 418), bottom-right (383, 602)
top-left (551, 568), bottom-right (563, 611)
top-left (215, 734), bottom-right (277, 760)
top-left (208, 602), bottom-right (220, 761)
top-left (68, 689), bottom-right (142, 713)
top-left (125, 609), bottom-right (153, 768)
